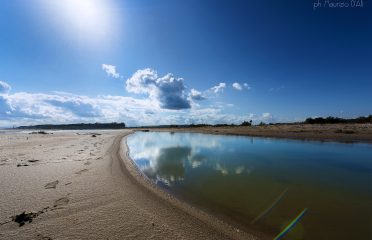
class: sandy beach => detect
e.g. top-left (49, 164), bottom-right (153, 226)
top-left (1, 124), bottom-right (371, 240)
top-left (0, 130), bottom-right (245, 240)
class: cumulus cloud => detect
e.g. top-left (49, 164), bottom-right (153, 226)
top-left (0, 81), bottom-right (11, 94)
top-left (210, 83), bottom-right (226, 94)
top-left (0, 91), bottom-right (161, 127)
top-left (0, 95), bottom-right (11, 119)
top-left (102, 64), bottom-right (120, 78)
top-left (184, 108), bottom-right (274, 125)
top-left (232, 82), bottom-right (250, 91)
top-left (0, 75), bottom-right (271, 128)
top-left (261, 112), bottom-right (273, 122)
top-left (125, 68), bottom-right (191, 110)
top-left (189, 89), bottom-right (205, 101)
top-left (0, 89), bottom-right (277, 128)
top-left (232, 82), bottom-right (242, 90)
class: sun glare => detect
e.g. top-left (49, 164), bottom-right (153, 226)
top-left (39, 0), bottom-right (117, 47)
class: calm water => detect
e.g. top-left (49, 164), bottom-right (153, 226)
top-left (126, 132), bottom-right (372, 240)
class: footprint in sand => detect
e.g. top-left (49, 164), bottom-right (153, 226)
top-left (53, 197), bottom-right (69, 207)
top-left (11, 206), bottom-right (50, 227)
top-left (17, 163), bottom-right (29, 167)
top-left (36, 233), bottom-right (52, 240)
top-left (75, 169), bottom-right (88, 175)
top-left (28, 160), bottom-right (39, 163)
top-left (44, 180), bottom-right (59, 189)
top-left (12, 211), bottom-right (37, 227)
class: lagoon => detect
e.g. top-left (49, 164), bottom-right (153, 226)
top-left (126, 131), bottom-right (372, 240)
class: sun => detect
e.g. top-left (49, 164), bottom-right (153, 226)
top-left (39, 0), bottom-right (117, 47)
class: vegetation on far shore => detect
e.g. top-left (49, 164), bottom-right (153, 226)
top-left (12, 115), bottom-right (372, 130)
top-left (16, 122), bottom-right (126, 130)
top-left (304, 115), bottom-right (372, 124)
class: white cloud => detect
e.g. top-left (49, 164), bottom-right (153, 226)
top-left (125, 68), bottom-right (190, 110)
top-left (0, 91), bottom-right (160, 127)
top-left (0, 89), bottom-right (276, 128)
top-left (232, 82), bottom-right (250, 91)
top-left (102, 64), bottom-right (120, 78)
top-left (0, 81), bottom-right (11, 94)
top-left (261, 112), bottom-right (273, 122)
top-left (232, 82), bottom-right (242, 90)
top-left (0, 73), bottom-right (273, 128)
top-left (210, 83), bottom-right (226, 94)
top-left (189, 89), bottom-right (205, 101)
top-left (125, 68), bottom-right (157, 94)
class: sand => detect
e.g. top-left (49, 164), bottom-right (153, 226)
top-left (0, 130), bottom-right (247, 240)
top-left (1, 124), bottom-right (371, 240)
top-left (145, 123), bottom-right (372, 143)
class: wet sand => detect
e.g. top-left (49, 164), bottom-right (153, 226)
top-left (1, 124), bottom-right (371, 240)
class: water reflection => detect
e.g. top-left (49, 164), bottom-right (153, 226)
top-left (126, 132), bottom-right (372, 240)
top-left (128, 132), bottom-right (251, 181)
top-left (145, 146), bottom-right (190, 185)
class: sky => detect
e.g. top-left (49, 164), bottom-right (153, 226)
top-left (0, 0), bottom-right (371, 127)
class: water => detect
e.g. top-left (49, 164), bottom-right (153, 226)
top-left (126, 131), bottom-right (372, 240)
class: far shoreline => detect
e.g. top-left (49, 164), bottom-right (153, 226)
top-left (130, 123), bottom-right (372, 144)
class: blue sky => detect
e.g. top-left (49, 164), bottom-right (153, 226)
top-left (0, 0), bottom-right (371, 127)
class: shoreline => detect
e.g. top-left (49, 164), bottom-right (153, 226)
top-left (1, 126), bottom-right (370, 239)
top-left (1, 130), bottom-right (245, 240)
top-left (117, 126), bottom-right (372, 240)
top-left (118, 133), bottom-right (262, 240)
top-left (133, 123), bottom-right (372, 144)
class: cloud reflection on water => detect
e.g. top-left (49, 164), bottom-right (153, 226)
top-left (127, 132), bottom-right (250, 185)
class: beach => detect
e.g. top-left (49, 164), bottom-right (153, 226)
top-left (1, 124), bottom-right (371, 240)
top-left (0, 130), bottom-right (243, 240)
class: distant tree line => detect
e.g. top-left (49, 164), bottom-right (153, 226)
top-left (14, 115), bottom-right (372, 130)
top-left (135, 121), bottom-right (254, 129)
top-left (136, 123), bottom-right (236, 128)
top-left (240, 120), bottom-right (253, 126)
top-left (135, 115), bottom-right (372, 128)
top-left (16, 122), bottom-right (126, 130)
top-left (304, 115), bottom-right (372, 124)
